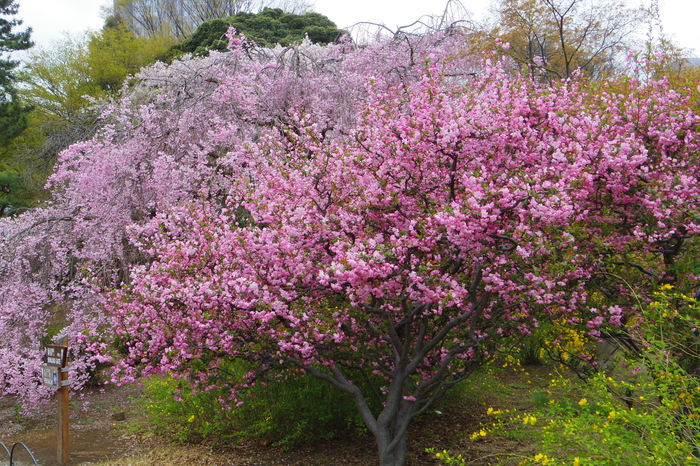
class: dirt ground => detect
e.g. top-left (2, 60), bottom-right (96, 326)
top-left (0, 366), bottom-right (551, 465)
top-left (0, 383), bottom-right (145, 466)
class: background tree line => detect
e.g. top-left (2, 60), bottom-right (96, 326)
top-left (114, 0), bottom-right (314, 39)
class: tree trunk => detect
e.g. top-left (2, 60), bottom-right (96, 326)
top-left (376, 430), bottom-right (407, 466)
top-left (373, 393), bottom-right (416, 466)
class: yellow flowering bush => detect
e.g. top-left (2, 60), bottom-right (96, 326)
top-left (537, 321), bottom-right (595, 377)
top-left (432, 288), bottom-right (700, 466)
top-left (514, 289), bottom-right (700, 465)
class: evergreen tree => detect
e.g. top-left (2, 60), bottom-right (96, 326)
top-left (174, 8), bottom-right (344, 56)
top-left (0, 0), bottom-right (32, 146)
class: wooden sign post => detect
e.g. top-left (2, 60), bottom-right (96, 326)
top-left (41, 337), bottom-right (70, 464)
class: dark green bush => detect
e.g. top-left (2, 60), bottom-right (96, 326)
top-left (140, 364), bottom-right (367, 448)
top-left (172, 8), bottom-right (345, 56)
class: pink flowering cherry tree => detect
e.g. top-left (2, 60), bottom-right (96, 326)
top-left (0, 32), bottom-right (478, 404)
top-left (110, 54), bottom-right (700, 465)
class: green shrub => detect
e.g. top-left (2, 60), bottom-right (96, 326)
top-left (139, 363), bottom-right (366, 448)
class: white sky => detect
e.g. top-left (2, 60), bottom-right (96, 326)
top-left (11, 0), bottom-right (700, 55)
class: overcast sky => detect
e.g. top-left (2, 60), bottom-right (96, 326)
top-left (11, 0), bottom-right (700, 55)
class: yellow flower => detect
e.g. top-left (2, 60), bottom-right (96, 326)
top-left (187, 414), bottom-right (195, 422)
top-left (578, 398), bottom-right (588, 406)
top-left (573, 458), bottom-right (581, 466)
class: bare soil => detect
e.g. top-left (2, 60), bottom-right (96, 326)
top-left (0, 383), bottom-right (145, 465)
top-left (0, 366), bottom-right (551, 465)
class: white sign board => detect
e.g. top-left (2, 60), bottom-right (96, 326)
top-left (41, 365), bottom-right (60, 389)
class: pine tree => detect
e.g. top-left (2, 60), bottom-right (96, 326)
top-left (0, 0), bottom-right (32, 146)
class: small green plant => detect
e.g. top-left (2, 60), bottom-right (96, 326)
top-left (426, 447), bottom-right (466, 465)
top-left (11, 404), bottom-right (23, 423)
top-left (532, 391), bottom-right (549, 407)
top-left (517, 332), bottom-right (546, 366)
